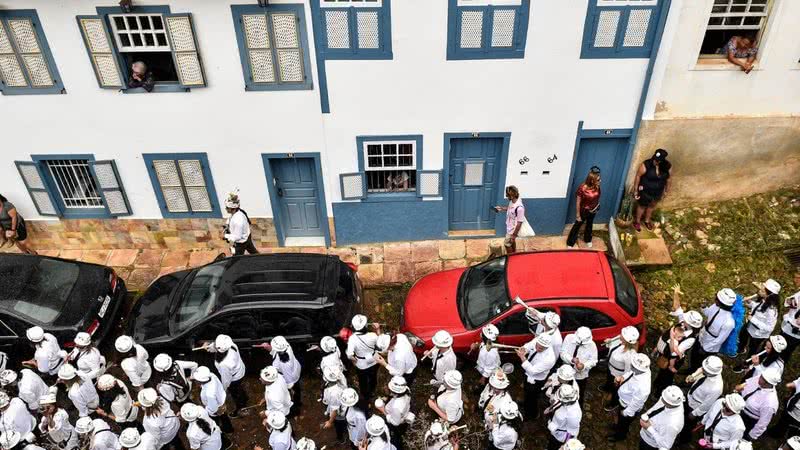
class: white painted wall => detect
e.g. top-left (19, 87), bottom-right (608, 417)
top-left (1, 0), bottom-right (653, 221)
top-left (644, 0), bottom-right (800, 120)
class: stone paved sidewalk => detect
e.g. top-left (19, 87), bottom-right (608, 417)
top-left (5, 236), bottom-right (606, 291)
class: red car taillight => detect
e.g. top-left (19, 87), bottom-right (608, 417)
top-left (86, 319), bottom-right (100, 336)
top-left (109, 271), bottom-right (119, 292)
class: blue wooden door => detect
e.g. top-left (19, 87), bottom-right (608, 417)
top-left (448, 137), bottom-right (503, 231)
top-left (271, 158), bottom-right (323, 237)
top-left (566, 137), bottom-right (629, 224)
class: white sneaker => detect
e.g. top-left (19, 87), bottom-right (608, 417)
top-left (585, 242), bottom-right (593, 248)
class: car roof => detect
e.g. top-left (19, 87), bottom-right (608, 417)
top-left (506, 250), bottom-right (610, 301)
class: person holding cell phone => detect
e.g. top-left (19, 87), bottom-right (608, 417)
top-left (493, 186), bottom-right (532, 255)
top-left (566, 167), bottom-right (601, 248)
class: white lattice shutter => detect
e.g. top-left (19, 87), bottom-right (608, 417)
top-left (165, 13), bottom-right (206, 88)
top-left (1, 18), bottom-right (55, 88)
top-left (356, 11), bottom-right (379, 49)
top-left (324, 10), bottom-right (350, 49)
top-left (77, 16), bottom-right (123, 89)
top-left (459, 10), bottom-right (484, 49)
top-left (271, 12), bottom-right (305, 83)
top-left (242, 13), bottom-right (275, 84)
top-left (153, 160), bottom-right (189, 213)
top-left (15, 161), bottom-right (59, 216)
top-left (593, 10), bottom-right (621, 48)
top-left (0, 20), bottom-right (27, 88)
top-left (340, 172), bottom-right (365, 200)
top-left (490, 9), bottom-right (516, 48)
top-left (90, 160), bottom-right (131, 217)
top-left (417, 171), bottom-right (443, 198)
top-left (177, 159), bottom-right (212, 212)
top-left (622, 9), bottom-right (652, 47)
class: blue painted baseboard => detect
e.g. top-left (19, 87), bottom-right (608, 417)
top-left (521, 197), bottom-right (568, 236)
top-left (332, 200), bottom-right (449, 245)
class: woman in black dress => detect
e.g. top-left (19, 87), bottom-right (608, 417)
top-left (632, 149), bottom-right (672, 232)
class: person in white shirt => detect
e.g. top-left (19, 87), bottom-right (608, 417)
top-left (119, 428), bottom-right (158, 450)
top-left (546, 384), bottom-right (581, 450)
top-left (259, 366), bottom-right (293, 417)
top-left (639, 385), bottom-right (685, 450)
top-left (115, 335), bottom-right (152, 391)
top-left (470, 324), bottom-right (501, 385)
top-left (479, 371), bottom-right (512, 428)
top-left (739, 279), bottom-right (781, 356)
top-left (180, 403), bottom-right (222, 450)
top-left (690, 289), bottom-right (738, 371)
top-left (58, 363), bottom-right (99, 417)
top-left (204, 334), bottom-right (247, 417)
top-left (423, 421), bottom-right (459, 450)
top-left (781, 290), bottom-right (800, 363)
top-left (38, 393), bottom-right (79, 450)
top-left (601, 326), bottom-right (640, 394)
top-left (559, 327), bottom-right (597, 406)
top-left (544, 366), bottom-right (579, 406)
top-left (21, 326), bottom-right (66, 377)
top-left (75, 417), bottom-right (120, 450)
top-left (526, 309), bottom-right (563, 358)
top-left (517, 333), bottom-right (556, 420)
top-left (736, 334), bottom-right (786, 380)
top-left (424, 331), bottom-right (457, 385)
top-left (428, 370), bottom-right (463, 424)
top-left (607, 353), bottom-right (652, 443)
top-left (678, 355), bottom-right (725, 445)
top-left (655, 289), bottom-right (704, 393)
top-left (0, 430), bottom-right (45, 450)
top-left (488, 401), bottom-right (520, 450)
top-left (768, 374), bottom-right (800, 440)
top-left (780, 436), bottom-right (800, 450)
top-left (0, 369), bottom-right (47, 411)
top-left (222, 192), bottom-right (257, 255)
top-left (319, 336), bottom-right (345, 378)
top-left (340, 389), bottom-right (367, 449)
top-left (346, 315), bottom-right (382, 401)
top-left (192, 366), bottom-right (232, 448)
top-left (264, 336), bottom-right (302, 410)
top-left (735, 366), bottom-right (781, 441)
top-left (137, 389), bottom-right (180, 450)
top-left (374, 334), bottom-right (417, 387)
top-left (0, 392), bottom-right (36, 446)
top-left (152, 354), bottom-right (197, 403)
top-left (95, 375), bottom-right (139, 428)
top-left (364, 416), bottom-right (396, 450)
top-left (699, 393), bottom-right (746, 450)
top-left (375, 376), bottom-right (412, 450)
top-left (321, 366), bottom-right (348, 445)
top-left (67, 332), bottom-right (106, 382)
top-left (295, 438), bottom-right (315, 450)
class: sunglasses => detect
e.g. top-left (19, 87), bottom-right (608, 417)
top-left (590, 166), bottom-right (601, 174)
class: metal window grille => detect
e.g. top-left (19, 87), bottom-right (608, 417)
top-left (44, 160), bottom-right (104, 209)
top-left (363, 142), bottom-right (416, 193)
top-left (108, 14), bottom-right (171, 52)
top-left (321, 0), bottom-right (382, 7)
top-left (152, 159), bottom-right (212, 213)
top-left (707, 0), bottom-right (769, 30)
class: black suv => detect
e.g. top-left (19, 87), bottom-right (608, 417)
top-left (128, 254), bottom-right (362, 356)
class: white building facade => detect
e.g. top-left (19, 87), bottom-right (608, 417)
top-left (1, 0), bottom-right (674, 247)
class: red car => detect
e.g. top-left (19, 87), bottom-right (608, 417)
top-left (401, 250), bottom-right (645, 354)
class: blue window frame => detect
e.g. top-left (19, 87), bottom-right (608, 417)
top-left (231, 4), bottom-right (314, 91)
top-left (0, 10), bottom-right (64, 95)
top-left (446, 0), bottom-right (530, 60)
top-left (143, 153), bottom-right (221, 219)
top-left (580, 0), bottom-right (663, 59)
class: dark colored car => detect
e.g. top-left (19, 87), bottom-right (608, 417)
top-left (0, 254), bottom-right (126, 356)
top-left (128, 254), bottom-right (362, 357)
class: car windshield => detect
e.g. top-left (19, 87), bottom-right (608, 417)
top-left (171, 262), bottom-right (226, 332)
top-left (607, 255), bottom-right (639, 316)
top-left (0, 258), bottom-right (79, 324)
top-left (461, 257), bottom-right (510, 328)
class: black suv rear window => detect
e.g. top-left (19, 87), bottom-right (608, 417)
top-left (607, 256), bottom-right (639, 317)
top-left (0, 258), bottom-right (79, 324)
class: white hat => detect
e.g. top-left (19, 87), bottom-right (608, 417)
top-left (557, 365), bottom-right (576, 382)
top-left (482, 324), bottom-right (499, 342)
top-left (351, 314), bottom-right (368, 331)
top-left (388, 376), bottom-right (409, 394)
top-left (39, 386), bottom-right (57, 405)
top-left (296, 438), bottom-right (316, 450)
top-left (787, 436), bottom-right (800, 450)
top-left (499, 401), bottom-right (520, 420)
top-left (443, 370), bottom-right (462, 389)
top-left (0, 370), bottom-right (17, 386)
top-left (544, 312), bottom-right (561, 329)
top-left (153, 354), bottom-right (173, 372)
top-left (764, 278), bottom-right (781, 295)
top-left (684, 311), bottom-right (703, 329)
top-left (224, 198), bottom-right (240, 209)
top-left (489, 371), bottom-right (510, 390)
top-left (0, 431), bottom-right (20, 450)
top-left (26, 326), bottom-right (44, 343)
top-left (115, 335), bottom-right (134, 353)
top-left (320, 336), bottom-right (338, 353)
top-left (137, 388), bottom-right (159, 408)
top-left (621, 326), bottom-right (640, 344)
top-left (631, 353), bottom-right (650, 372)
top-left (322, 366), bottom-right (342, 384)
top-left (574, 327), bottom-right (592, 344)
top-left (267, 411), bottom-right (287, 430)
top-left (119, 428), bottom-right (142, 448)
top-left (556, 384), bottom-right (579, 403)
top-left (271, 336), bottom-right (290, 353)
top-left (723, 393), bottom-right (745, 414)
top-left (702, 356), bottom-right (724, 376)
top-left (716, 288), bottom-right (737, 306)
top-left (215, 334), bottom-right (233, 353)
top-left (732, 440), bottom-right (753, 450)
top-left (58, 363), bottom-right (77, 381)
top-left (428, 421), bottom-right (447, 438)
top-left (0, 392), bottom-right (8, 409)
top-left (340, 388), bottom-right (359, 407)
top-left (770, 335), bottom-right (788, 353)
top-left (560, 439), bottom-right (585, 450)
top-left (661, 385), bottom-right (685, 406)
top-left (366, 416), bottom-right (387, 437)
top-left (97, 374), bottom-right (117, 390)
top-left (180, 403), bottom-right (201, 422)
top-left (535, 333), bottom-right (552, 349)
top-left (75, 417), bottom-right (95, 434)
top-left (376, 334), bottom-right (391, 352)
top-left (192, 366), bottom-right (212, 383)
top-left (74, 332), bottom-right (92, 347)
top-left (260, 366), bottom-right (279, 383)
top-left (432, 330), bottom-right (453, 348)
top-left (761, 367), bottom-right (782, 385)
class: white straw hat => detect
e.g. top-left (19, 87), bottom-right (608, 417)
top-left (761, 367), bottom-right (782, 385)
top-left (0, 370), bottom-right (17, 386)
top-left (557, 365), bottom-right (576, 382)
top-left (320, 336), bottom-right (338, 353)
top-left (26, 326), bottom-right (44, 343)
top-left (215, 334), bottom-right (233, 353)
top-left (561, 439), bottom-right (585, 450)
top-left (340, 388), bottom-right (359, 407)
top-left (489, 371), bottom-right (510, 390)
top-left (351, 315), bottom-right (368, 331)
top-left (75, 417), bottom-right (95, 435)
top-left (764, 279), bottom-right (781, 295)
top-left (366, 415), bottom-right (387, 437)
top-left (535, 333), bottom-right (552, 349)
top-left (574, 327), bottom-right (592, 344)
top-left (621, 326), bottom-right (640, 344)
top-left (556, 384), bottom-right (579, 403)
top-left (296, 438), bottom-right (316, 450)
top-left (716, 288), bottom-right (737, 306)
top-left (74, 332), bottom-right (92, 347)
top-left (443, 370), bottom-right (462, 389)
top-left (97, 374), bottom-right (117, 390)
top-left (702, 356), bottom-right (723, 376)
top-left (544, 312), bottom-right (561, 328)
top-left (115, 335), bottom-right (134, 353)
top-left (58, 363), bottom-right (78, 381)
top-left (499, 401), bottom-right (520, 420)
top-left (271, 336), bottom-right (290, 353)
top-left (267, 411), bottom-right (287, 430)
top-left (376, 334), bottom-right (391, 352)
top-left (482, 324), bottom-right (499, 341)
top-left (192, 366), bottom-right (212, 383)
top-left (631, 353), bottom-right (650, 372)
top-left (661, 385), bottom-right (685, 406)
top-left (432, 330), bottom-right (453, 348)
top-left (119, 428), bottom-right (142, 448)
top-left (322, 366), bottom-right (342, 384)
top-left (153, 354), bottom-right (173, 372)
top-left (180, 403), bottom-right (201, 422)
top-left (388, 376), bottom-right (409, 394)
top-left (770, 335), bottom-right (788, 353)
top-left (260, 366), bottom-right (279, 383)
top-left (723, 393), bottom-right (745, 414)
top-left (684, 311), bottom-right (703, 329)
top-left (137, 388), bottom-right (159, 408)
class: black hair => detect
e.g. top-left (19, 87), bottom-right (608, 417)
top-left (144, 398), bottom-right (166, 418)
top-left (762, 348), bottom-right (782, 368)
top-left (759, 293), bottom-right (780, 312)
top-left (195, 417), bottom-right (213, 435)
top-left (119, 348), bottom-right (136, 360)
top-left (98, 384), bottom-right (126, 411)
top-left (0, 194), bottom-right (7, 203)
top-left (502, 416), bottom-right (523, 429)
top-left (278, 351), bottom-right (290, 363)
top-left (214, 350), bottom-right (228, 364)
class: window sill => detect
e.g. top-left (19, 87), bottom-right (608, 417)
top-left (122, 85), bottom-right (190, 94)
top-left (361, 192), bottom-right (420, 203)
top-left (691, 57), bottom-right (760, 72)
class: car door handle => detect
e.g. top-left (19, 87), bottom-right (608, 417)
top-left (277, 188), bottom-right (284, 197)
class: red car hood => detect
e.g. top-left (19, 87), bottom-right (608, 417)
top-left (403, 268), bottom-right (467, 338)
